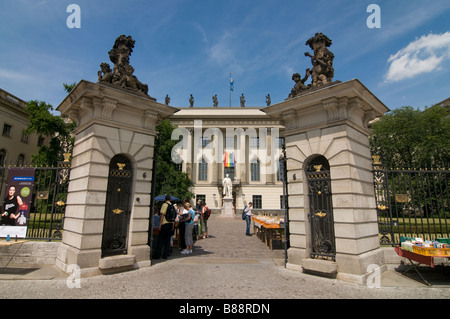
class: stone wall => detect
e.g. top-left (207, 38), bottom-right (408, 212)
top-left (1, 241), bottom-right (61, 265)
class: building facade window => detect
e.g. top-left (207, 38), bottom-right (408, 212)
top-left (224, 167), bottom-right (235, 180)
top-left (250, 158), bottom-right (260, 181)
top-left (201, 137), bottom-right (210, 148)
top-left (21, 130), bottom-right (29, 143)
top-left (277, 137), bottom-right (285, 148)
top-left (2, 124), bottom-right (12, 137)
top-left (280, 195), bottom-right (287, 209)
top-left (198, 157), bottom-right (208, 181)
top-left (250, 136), bottom-right (259, 148)
top-left (17, 154), bottom-right (25, 166)
top-left (276, 158), bottom-right (284, 181)
top-left (252, 195), bottom-right (262, 209)
top-left (0, 149), bottom-right (6, 166)
top-left (225, 136), bottom-right (235, 149)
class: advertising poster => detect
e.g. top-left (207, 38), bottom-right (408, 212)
top-left (0, 168), bottom-right (35, 238)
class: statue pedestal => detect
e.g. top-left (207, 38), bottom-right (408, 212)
top-left (219, 197), bottom-right (236, 219)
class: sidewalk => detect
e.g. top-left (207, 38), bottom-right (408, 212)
top-left (0, 214), bottom-right (449, 299)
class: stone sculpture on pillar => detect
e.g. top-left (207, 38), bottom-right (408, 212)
top-left (98, 35), bottom-right (150, 97)
top-left (288, 33), bottom-right (337, 99)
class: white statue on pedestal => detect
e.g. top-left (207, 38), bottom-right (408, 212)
top-left (222, 174), bottom-right (233, 198)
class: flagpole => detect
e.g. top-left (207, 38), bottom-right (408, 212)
top-left (229, 72), bottom-right (231, 107)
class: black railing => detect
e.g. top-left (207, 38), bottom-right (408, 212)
top-left (372, 156), bottom-right (450, 245)
top-left (0, 160), bottom-right (71, 241)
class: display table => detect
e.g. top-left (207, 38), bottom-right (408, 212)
top-left (0, 240), bottom-right (26, 270)
top-left (394, 246), bottom-right (450, 286)
top-left (252, 217), bottom-right (284, 250)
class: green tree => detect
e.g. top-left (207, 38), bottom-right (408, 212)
top-left (63, 82), bottom-right (77, 93)
top-left (154, 119), bottom-right (194, 201)
top-left (370, 105), bottom-right (450, 168)
top-left (25, 100), bottom-right (74, 166)
top-left (24, 83), bottom-right (77, 166)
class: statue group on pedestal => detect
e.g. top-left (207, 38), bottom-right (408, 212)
top-left (98, 35), bottom-right (149, 97)
top-left (289, 33), bottom-right (336, 99)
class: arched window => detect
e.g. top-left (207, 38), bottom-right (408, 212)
top-left (198, 157), bottom-right (208, 181)
top-left (250, 158), bottom-right (260, 181)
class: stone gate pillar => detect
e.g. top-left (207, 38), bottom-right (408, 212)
top-left (55, 80), bottom-right (177, 277)
top-left (264, 79), bottom-right (389, 285)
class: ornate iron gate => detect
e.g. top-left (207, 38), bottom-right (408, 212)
top-left (0, 155), bottom-right (71, 241)
top-left (101, 155), bottom-right (133, 257)
top-left (372, 155), bottom-right (450, 245)
top-left (307, 155), bottom-right (336, 260)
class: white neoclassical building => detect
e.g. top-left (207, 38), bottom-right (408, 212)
top-left (170, 106), bottom-right (285, 213)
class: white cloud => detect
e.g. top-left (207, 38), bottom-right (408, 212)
top-left (384, 32), bottom-right (450, 82)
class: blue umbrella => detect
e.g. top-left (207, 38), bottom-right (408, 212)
top-left (154, 195), bottom-right (180, 202)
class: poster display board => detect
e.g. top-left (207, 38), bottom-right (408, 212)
top-left (0, 168), bottom-right (35, 239)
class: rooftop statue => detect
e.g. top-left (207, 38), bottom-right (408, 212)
top-left (288, 33), bottom-right (336, 99)
top-left (98, 35), bottom-right (150, 97)
top-left (240, 94), bottom-right (246, 107)
top-left (266, 94), bottom-right (271, 106)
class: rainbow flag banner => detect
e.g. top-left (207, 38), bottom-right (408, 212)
top-left (224, 151), bottom-right (235, 168)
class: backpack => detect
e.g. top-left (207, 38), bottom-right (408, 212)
top-left (164, 203), bottom-right (177, 222)
top-left (242, 207), bottom-right (247, 220)
top-left (204, 207), bottom-right (211, 220)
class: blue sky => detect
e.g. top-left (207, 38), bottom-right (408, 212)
top-left (1, 0), bottom-right (449, 113)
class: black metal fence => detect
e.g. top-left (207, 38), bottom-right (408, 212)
top-left (372, 156), bottom-right (450, 245)
top-left (0, 160), bottom-right (71, 241)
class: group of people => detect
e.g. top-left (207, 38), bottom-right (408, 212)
top-left (152, 195), bottom-right (211, 259)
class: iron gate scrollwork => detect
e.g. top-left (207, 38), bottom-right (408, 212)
top-left (307, 155), bottom-right (336, 260)
top-left (372, 154), bottom-right (450, 245)
top-left (101, 155), bottom-right (133, 257)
